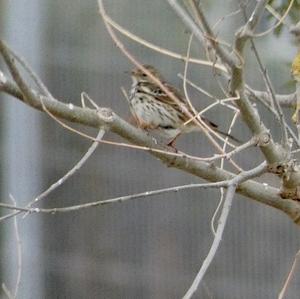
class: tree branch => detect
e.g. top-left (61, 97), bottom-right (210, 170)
top-left (183, 162), bottom-right (268, 298)
top-left (1, 36), bottom-right (300, 224)
top-left (246, 87), bottom-right (296, 108)
top-left (174, 0), bottom-right (287, 165)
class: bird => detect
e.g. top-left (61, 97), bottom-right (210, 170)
top-left (128, 64), bottom-right (238, 146)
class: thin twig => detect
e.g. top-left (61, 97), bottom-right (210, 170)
top-left (183, 184), bottom-right (236, 299)
top-left (4, 41), bottom-right (54, 101)
top-left (182, 37), bottom-right (238, 141)
top-left (81, 92), bottom-right (100, 110)
top-left (211, 110), bottom-right (241, 235)
top-left (212, 6), bottom-right (243, 31)
top-left (254, 0), bottom-right (295, 37)
top-left (9, 195), bottom-right (22, 299)
top-left (241, 4), bottom-right (289, 149)
top-left (180, 37), bottom-right (238, 150)
top-left (182, 35), bottom-right (239, 154)
top-left (278, 249), bottom-right (300, 299)
top-left (246, 86), bottom-right (296, 108)
top-left (0, 181), bottom-right (239, 214)
top-left (211, 186), bottom-right (224, 236)
top-left (173, 0), bottom-right (236, 68)
top-left (220, 110), bottom-right (240, 163)
top-left (2, 284), bottom-right (14, 299)
top-left (28, 129), bottom-right (105, 208)
top-left (246, 87), bottom-right (300, 148)
top-left (178, 74), bottom-right (239, 112)
top-left (182, 34), bottom-right (200, 123)
top-left (266, 4), bottom-right (291, 29)
top-left (103, 12), bottom-right (227, 72)
top-left (0, 165), bottom-right (266, 215)
top-left (0, 129), bottom-right (105, 222)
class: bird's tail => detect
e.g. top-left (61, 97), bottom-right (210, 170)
top-left (215, 128), bottom-right (241, 144)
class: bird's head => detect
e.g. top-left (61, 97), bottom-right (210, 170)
top-left (130, 64), bottom-right (162, 83)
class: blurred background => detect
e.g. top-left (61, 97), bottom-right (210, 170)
top-left (1, 0), bottom-right (300, 298)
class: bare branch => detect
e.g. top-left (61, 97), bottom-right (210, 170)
top-left (255, 0), bottom-right (295, 37)
top-left (183, 185), bottom-right (236, 299)
top-left (102, 13), bottom-right (227, 72)
top-left (228, 1), bottom-right (289, 165)
top-left (0, 73), bottom-right (252, 165)
top-left (245, 86), bottom-right (300, 148)
top-left (2, 283), bottom-right (14, 299)
top-left (172, 0), bottom-right (287, 165)
top-left (240, 6), bottom-right (289, 149)
top-left (0, 181), bottom-right (235, 215)
top-left (1, 44), bottom-right (300, 222)
top-left (183, 162), bottom-right (267, 298)
top-left (278, 249), bottom-right (300, 299)
top-left (0, 163), bottom-right (266, 217)
top-left (181, 35), bottom-right (240, 161)
top-left (246, 87), bottom-right (296, 108)
top-left (9, 195), bottom-right (22, 299)
top-left (170, 0), bottom-right (236, 68)
top-left (0, 128), bottom-right (107, 221)
top-left (26, 129), bottom-right (105, 209)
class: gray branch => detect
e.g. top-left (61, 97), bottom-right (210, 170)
top-left (1, 57), bottom-right (300, 224)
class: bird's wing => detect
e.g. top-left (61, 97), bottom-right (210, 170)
top-left (156, 83), bottom-right (219, 129)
